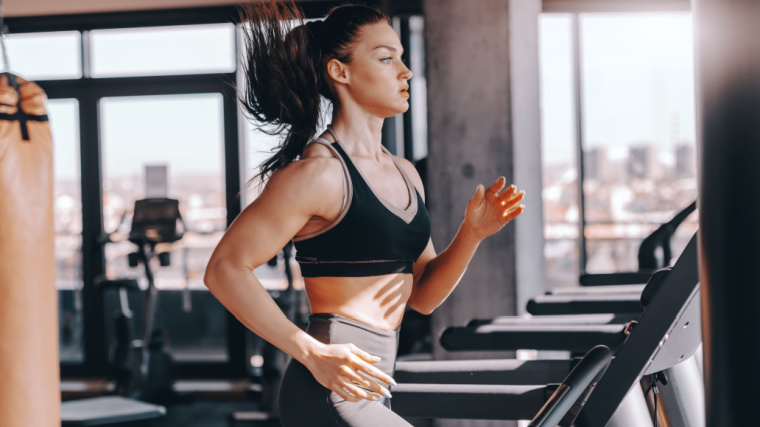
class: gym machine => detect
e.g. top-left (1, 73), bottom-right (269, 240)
top-left (412, 235), bottom-right (702, 426)
top-left (527, 201), bottom-right (696, 316)
top-left (62, 197), bottom-right (187, 425)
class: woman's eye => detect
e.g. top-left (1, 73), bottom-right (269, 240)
top-left (380, 57), bottom-right (392, 63)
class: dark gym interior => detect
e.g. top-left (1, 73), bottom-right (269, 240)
top-left (1, 0), bottom-right (757, 426)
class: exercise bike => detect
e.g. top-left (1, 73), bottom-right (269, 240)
top-left (61, 198), bottom-right (185, 426)
top-left (97, 197), bottom-right (186, 403)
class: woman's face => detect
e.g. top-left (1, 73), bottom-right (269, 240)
top-left (335, 22), bottom-right (413, 118)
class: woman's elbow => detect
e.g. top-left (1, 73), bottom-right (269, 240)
top-left (414, 306), bottom-right (435, 316)
top-left (203, 257), bottom-right (226, 291)
top-left (407, 296), bottom-right (435, 316)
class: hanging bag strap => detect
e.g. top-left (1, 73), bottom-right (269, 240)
top-left (0, 4), bottom-right (49, 141)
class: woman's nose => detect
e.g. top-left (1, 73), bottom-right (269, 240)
top-left (400, 64), bottom-right (413, 81)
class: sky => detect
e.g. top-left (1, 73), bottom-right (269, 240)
top-left (539, 12), bottom-right (696, 166)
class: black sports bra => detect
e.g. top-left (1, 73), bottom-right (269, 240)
top-left (293, 128), bottom-right (431, 277)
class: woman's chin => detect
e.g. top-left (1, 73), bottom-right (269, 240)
top-left (370, 100), bottom-right (410, 118)
top-left (392, 101), bottom-right (410, 115)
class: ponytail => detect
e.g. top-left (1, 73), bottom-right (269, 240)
top-left (239, 1), bottom-right (321, 183)
top-left (239, 1), bottom-right (390, 184)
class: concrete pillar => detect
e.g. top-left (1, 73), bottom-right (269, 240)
top-left (423, 0), bottom-right (544, 424)
top-left (694, 0), bottom-right (760, 425)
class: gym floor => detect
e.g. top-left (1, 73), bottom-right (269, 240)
top-left (154, 400), bottom-right (277, 427)
top-left (153, 400), bottom-right (433, 427)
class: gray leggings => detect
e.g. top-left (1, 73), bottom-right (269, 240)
top-left (279, 313), bottom-right (412, 427)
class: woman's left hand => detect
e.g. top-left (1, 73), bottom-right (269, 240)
top-left (464, 176), bottom-right (525, 241)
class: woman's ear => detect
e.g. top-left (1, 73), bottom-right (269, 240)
top-left (326, 58), bottom-right (349, 84)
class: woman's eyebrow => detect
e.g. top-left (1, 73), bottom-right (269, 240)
top-left (373, 45), bottom-right (405, 55)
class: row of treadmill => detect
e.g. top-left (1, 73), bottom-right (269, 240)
top-left (388, 201), bottom-right (702, 426)
top-left (62, 200), bottom-right (702, 426)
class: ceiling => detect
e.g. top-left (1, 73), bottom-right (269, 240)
top-left (4, 0), bottom-right (261, 17)
top-left (2, 0), bottom-right (691, 19)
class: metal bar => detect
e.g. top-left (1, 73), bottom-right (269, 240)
top-left (38, 73), bottom-right (237, 98)
top-left (78, 89), bottom-right (109, 376)
top-left (399, 16), bottom-right (415, 161)
top-left (381, 111), bottom-right (398, 155)
top-left (571, 14), bottom-right (589, 275)
top-left (80, 30), bottom-right (89, 78)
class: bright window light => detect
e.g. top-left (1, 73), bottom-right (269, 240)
top-left (91, 24), bottom-right (236, 77)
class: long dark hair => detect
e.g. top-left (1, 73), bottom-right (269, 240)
top-left (239, 1), bottom-right (390, 184)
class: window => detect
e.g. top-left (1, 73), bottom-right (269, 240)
top-left (539, 14), bottom-right (580, 287)
top-left (580, 13), bottom-right (697, 274)
top-left (50, 98), bottom-right (84, 363)
top-left (16, 19), bottom-right (244, 374)
top-left (100, 94), bottom-right (229, 362)
top-left (13, 7), bottom-right (424, 377)
top-left (90, 24), bottom-right (236, 77)
top-left (5, 31), bottom-right (81, 80)
top-left (539, 12), bottom-right (698, 285)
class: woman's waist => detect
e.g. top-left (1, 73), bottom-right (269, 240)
top-left (304, 275), bottom-right (412, 331)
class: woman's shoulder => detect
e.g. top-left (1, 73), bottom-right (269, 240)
top-left (264, 142), bottom-right (343, 198)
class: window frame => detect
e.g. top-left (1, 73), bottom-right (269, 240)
top-left (42, 70), bottom-right (245, 379)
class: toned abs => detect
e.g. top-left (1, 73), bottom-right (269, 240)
top-left (304, 273), bottom-right (413, 331)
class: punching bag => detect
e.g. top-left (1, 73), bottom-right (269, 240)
top-left (0, 74), bottom-right (59, 425)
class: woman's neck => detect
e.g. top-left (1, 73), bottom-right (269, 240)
top-left (329, 112), bottom-right (385, 162)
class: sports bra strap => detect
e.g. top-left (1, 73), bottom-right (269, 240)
top-left (292, 138), bottom-right (353, 242)
top-left (326, 127), bottom-right (340, 143)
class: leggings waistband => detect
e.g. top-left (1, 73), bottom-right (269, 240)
top-left (309, 313), bottom-right (400, 335)
top-left (307, 313), bottom-right (400, 375)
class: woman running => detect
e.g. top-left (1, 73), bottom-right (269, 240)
top-left (204, 2), bottom-right (525, 425)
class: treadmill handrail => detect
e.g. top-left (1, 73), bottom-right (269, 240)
top-left (528, 345), bottom-right (612, 427)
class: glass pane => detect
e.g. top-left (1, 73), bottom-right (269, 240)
top-left (49, 98), bottom-right (84, 362)
top-left (91, 24), bottom-right (236, 77)
top-left (100, 93), bottom-right (228, 361)
top-left (5, 31), bottom-right (81, 80)
top-left (539, 14), bottom-right (580, 287)
top-left (241, 125), bottom-right (280, 206)
top-left (580, 13), bottom-right (698, 273)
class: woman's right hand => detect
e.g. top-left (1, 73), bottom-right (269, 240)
top-left (304, 342), bottom-right (396, 402)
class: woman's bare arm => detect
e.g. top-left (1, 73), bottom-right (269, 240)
top-left (204, 157), bottom-right (394, 402)
top-left (398, 159), bottom-right (525, 315)
top-left (204, 159), bottom-right (331, 360)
